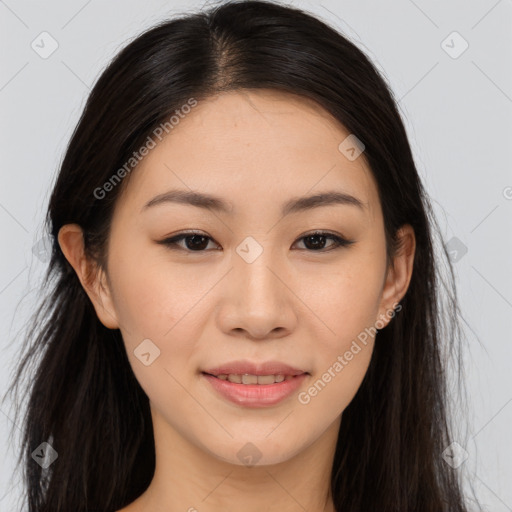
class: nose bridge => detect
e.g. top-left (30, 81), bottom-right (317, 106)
top-left (234, 235), bottom-right (283, 310)
top-left (216, 234), bottom-right (297, 339)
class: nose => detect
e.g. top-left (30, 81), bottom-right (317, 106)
top-left (215, 245), bottom-right (298, 341)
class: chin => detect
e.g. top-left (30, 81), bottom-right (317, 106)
top-left (204, 436), bottom-right (306, 468)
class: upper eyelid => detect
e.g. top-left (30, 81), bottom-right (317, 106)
top-left (163, 230), bottom-right (345, 240)
top-left (160, 230), bottom-right (354, 249)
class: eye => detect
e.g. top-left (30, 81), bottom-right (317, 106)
top-left (158, 231), bottom-right (221, 252)
top-left (293, 231), bottom-right (355, 252)
top-left (158, 230), bottom-right (355, 253)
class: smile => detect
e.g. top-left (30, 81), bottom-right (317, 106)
top-left (207, 373), bottom-right (295, 384)
top-left (201, 372), bottom-right (308, 407)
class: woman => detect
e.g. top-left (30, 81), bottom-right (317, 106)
top-left (4, 1), bottom-right (475, 510)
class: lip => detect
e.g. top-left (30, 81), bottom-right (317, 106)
top-left (202, 372), bottom-right (308, 408)
top-left (203, 360), bottom-right (307, 377)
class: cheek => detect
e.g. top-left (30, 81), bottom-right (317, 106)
top-left (295, 342), bottom-right (373, 439)
top-left (110, 265), bottom-right (204, 407)
top-left (106, 268), bottom-right (209, 408)
top-left (300, 249), bottom-right (385, 349)
top-left (296, 249), bottom-right (384, 406)
top-left (108, 248), bottom-right (211, 339)
top-left (296, 276), bottom-right (380, 419)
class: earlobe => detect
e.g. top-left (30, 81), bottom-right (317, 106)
top-left (377, 224), bottom-right (416, 327)
top-left (57, 224), bottom-right (120, 330)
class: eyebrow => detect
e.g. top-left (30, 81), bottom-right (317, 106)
top-left (141, 189), bottom-right (366, 215)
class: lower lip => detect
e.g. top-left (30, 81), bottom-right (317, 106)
top-left (202, 373), bottom-right (308, 408)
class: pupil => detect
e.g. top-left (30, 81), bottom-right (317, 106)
top-left (186, 235), bottom-right (208, 250)
top-left (305, 235), bottom-right (326, 250)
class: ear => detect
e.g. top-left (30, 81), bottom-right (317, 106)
top-left (376, 224), bottom-right (416, 328)
top-left (57, 224), bottom-right (119, 329)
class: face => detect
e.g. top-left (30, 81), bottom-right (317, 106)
top-left (61, 89), bottom-right (413, 467)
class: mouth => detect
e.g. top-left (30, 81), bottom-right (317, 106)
top-left (201, 372), bottom-right (300, 385)
top-left (200, 361), bottom-right (309, 407)
top-left (202, 360), bottom-right (308, 379)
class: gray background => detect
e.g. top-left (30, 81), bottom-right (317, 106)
top-left (1, 0), bottom-right (511, 510)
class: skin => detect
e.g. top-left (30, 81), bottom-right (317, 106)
top-left (58, 89), bottom-right (415, 512)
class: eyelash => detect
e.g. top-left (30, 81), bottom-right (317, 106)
top-left (158, 230), bottom-right (355, 253)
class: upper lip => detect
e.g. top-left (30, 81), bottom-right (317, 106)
top-left (202, 360), bottom-right (308, 377)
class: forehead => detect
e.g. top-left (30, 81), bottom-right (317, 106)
top-left (117, 89), bottom-right (379, 222)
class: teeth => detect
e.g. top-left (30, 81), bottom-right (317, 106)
top-left (255, 374), bottom-right (275, 385)
top-left (242, 374), bottom-right (258, 384)
top-left (216, 374), bottom-right (294, 384)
